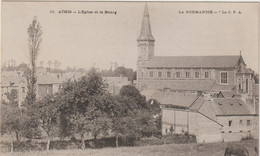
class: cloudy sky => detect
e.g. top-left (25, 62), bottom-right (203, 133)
top-left (2, 2), bottom-right (259, 72)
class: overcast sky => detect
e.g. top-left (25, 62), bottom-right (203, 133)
top-left (2, 2), bottom-right (259, 72)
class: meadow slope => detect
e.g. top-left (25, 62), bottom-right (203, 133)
top-left (2, 139), bottom-right (258, 156)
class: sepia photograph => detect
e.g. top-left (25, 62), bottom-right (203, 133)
top-left (1, 1), bottom-right (259, 156)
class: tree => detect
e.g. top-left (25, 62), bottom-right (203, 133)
top-left (47, 60), bottom-right (52, 70)
top-left (53, 60), bottom-right (61, 69)
top-left (25, 16), bottom-right (42, 107)
top-left (5, 89), bottom-right (18, 106)
top-left (57, 68), bottom-right (109, 149)
top-left (119, 85), bottom-right (147, 108)
top-left (1, 103), bottom-right (28, 152)
top-left (109, 85), bottom-right (161, 146)
top-left (110, 95), bottom-right (138, 147)
top-left (33, 95), bottom-right (59, 151)
top-left (39, 61), bottom-right (44, 67)
top-left (17, 63), bottom-right (30, 76)
top-left (23, 16), bottom-right (42, 140)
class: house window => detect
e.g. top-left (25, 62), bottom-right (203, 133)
top-left (205, 71), bottom-right (209, 79)
top-left (195, 71), bottom-right (200, 78)
top-left (247, 120), bottom-right (251, 126)
top-left (246, 79), bottom-right (248, 93)
top-left (185, 71), bottom-right (190, 78)
top-left (221, 72), bottom-right (228, 84)
top-left (167, 71), bottom-right (171, 78)
top-left (149, 71), bottom-right (153, 78)
top-left (176, 72), bottom-right (181, 78)
top-left (228, 120), bottom-right (232, 127)
top-left (239, 120), bottom-right (243, 125)
top-left (158, 71), bottom-right (162, 78)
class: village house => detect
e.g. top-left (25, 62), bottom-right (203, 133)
top-left (137, 4), bottom-right (259, 143)
top-left (1, 74), bottom-right (27, 107)
top-left (103, 76), bottom-right (131, 95)
top-left (152, 92), bottom-right (258, 143)
top-left (1, 69), bottom-right (130, 104)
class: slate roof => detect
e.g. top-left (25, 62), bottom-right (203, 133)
top-left (210, 84), bottom-right (236, 91)
top-left (237, 63), bottom-right (254, 74)
top-left (2, 71), bottom-right (24, 77)
top-left (143, 55), bottom-right (240, 68)
top-left (198, 100), bottom-right (219, 122)
top-left (150, 92), bottom-right (200, 108)
top-left (212, 98), bottom-right (254, 116)
top-left (1, 76), bottom-right (25, 87)
top-left (37, 75), bottom-right (64, 85)
top-left (189, 97), bottom-right (205, 110)
top-left (137, 3), bottom-right (154, 41)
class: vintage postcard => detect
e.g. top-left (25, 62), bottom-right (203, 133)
top-left (1, 1), bottom-right (259, 156)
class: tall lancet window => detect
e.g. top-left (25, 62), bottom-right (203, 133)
top-left (246, 79), bottom-right (249, 93)
top-left (238, 78), bottom-right (242, 90)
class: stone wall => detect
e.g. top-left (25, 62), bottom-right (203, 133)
top-left (215, 69), bottom-right (236, 85)
top-left (162, 108), bottom-right (223, 143)
top-left (217, 116), bottom-right (258, 142)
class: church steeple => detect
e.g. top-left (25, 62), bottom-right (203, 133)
top-left (138, 3), bottom-right (155, 41)
top-left (137, 3), bottom-right (155, 62)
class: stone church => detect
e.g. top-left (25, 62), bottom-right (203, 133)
top-left (136, 4), bottom-right (259, 143)
top-left (137, 4), bottom-right (256, 99)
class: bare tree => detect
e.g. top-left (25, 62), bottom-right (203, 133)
top-left (25, 16), bottom-right (42, 106)
top-left (47, 60), bottom-right (52, 70)
top-left (40, 61), bottom-right (44, 68)
top-left (53, 60), bottom-right (61, 69)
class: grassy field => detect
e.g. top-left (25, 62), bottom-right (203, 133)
top-left (2, 139), bottom-right (258, 156)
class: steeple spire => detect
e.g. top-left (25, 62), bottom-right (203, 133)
top-left (138, 3), bottom-right (155, 41)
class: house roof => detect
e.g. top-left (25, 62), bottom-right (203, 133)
top-left (210, 84), bottom-right (236, 92)
top-left (103, 76), bottom-right (130, 85)
top-left (150, 92), bottom-right (200, 108)
top-left (143, 55), bottom-right (240, 68)
top-left (246, 99), bottom-right (258, 114)
top-left (2, 71), bottom-right (24, 77)
top-left (1, 76), bottom-right (25, 87)
top-left (212, 98), bottom-right (254, 116)
top-left (198, 100), bottom-right (219, 122)
top-left (37, 75), bottom-right (64, 85)
top-left (189, 97), bottom-right (205, 110)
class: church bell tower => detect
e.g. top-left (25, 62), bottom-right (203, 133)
top-left (137, 3), bottom-right (155, 88)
